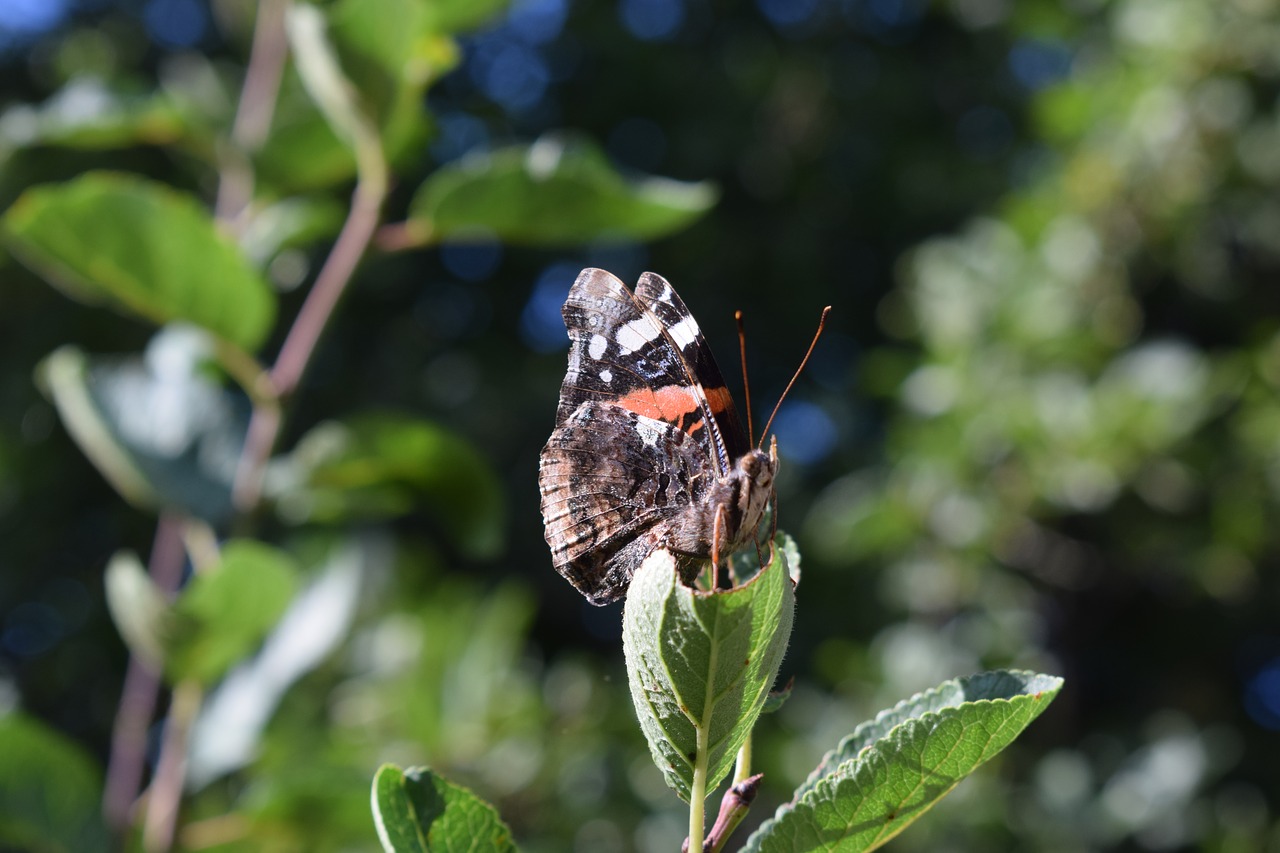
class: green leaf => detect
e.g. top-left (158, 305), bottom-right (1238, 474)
top-left (1, 172), bottom-right (276, 351)
top-left (371, 764), bottom-right (517, 853)
top-left (185, 538), bottom-right (367, 787)
top-left (36, 332), bottom-right (247, 523)
top-left (327, 0), bottom-right (460, 106)
top-left (0, 78), bottom-right (189, 151)
top-left (167, 540), bottom-right (300, 685)
top-left (410, 134), bottom-right (717, 246)
top-left (240, 195), bottom-right (347, 265)
top-left (417, 0), bottom-right (512, 35)
top-left (761, 677), bottom-right (795, 715)
top-left (0, 713), bottom-right (109, 853)
top-left (729, 527), bottom-right (799, 588)
top-left (622, 546), bottom-right (794, 803)
top-left (325, 0), bottom-right (456, 166)
top-left (743, 670), bottom-right (1064, 853)
top-left (279, 413), bottom-right (505, 560)
top-left (258, 0), bottom-right (457, 194)
top-left (286, 4), bottom-right (371, 149)
top-left (104, 550), bottom-right (170, 670)
top-left (255, 68), bottom-right (357, 191)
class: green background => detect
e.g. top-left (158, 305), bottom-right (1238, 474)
top-left (1, 0), bottom-right (1279, 850)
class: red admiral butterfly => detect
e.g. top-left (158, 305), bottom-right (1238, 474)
top-left (538, 268), bottom-right (784, 606)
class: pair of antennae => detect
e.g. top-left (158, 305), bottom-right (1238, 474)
top-left (736, 305), bottom-right (832, 450)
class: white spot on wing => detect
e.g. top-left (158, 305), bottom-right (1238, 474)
top-left (635, 418), bottom-right (663, 447)
top-left (600, 368), bottom-right (612, 383)
top-left (616, 317), bottom-right (660, 354)
top-left (588, 333), bottom-right (607, 360)
top-left (668, 315), bottom-right (701, 350)
top-left (659, 282), bottom-right (675, 305)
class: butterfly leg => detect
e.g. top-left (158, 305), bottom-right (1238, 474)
top-left (712, 502), bottom-right (729, 591)
top-left (766, 438), bottom-right (779, 567)
top-left (766, 491), bottom-right (778, 566)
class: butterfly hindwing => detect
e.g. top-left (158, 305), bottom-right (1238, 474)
top-left (538, 402), bottom-right (710, 605)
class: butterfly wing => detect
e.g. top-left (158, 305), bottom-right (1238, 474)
top-left (556, 268), bottom-right (747, 478)
top-left (632, 271), bottom-right (752, 468)
top-left (538, 402), bottom-right (710, 605)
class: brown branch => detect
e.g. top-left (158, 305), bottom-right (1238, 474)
top-left (102, 513), bottom-right (187, 832)
top-left (270, 179), bottom-right (385, 398)
top-left (231, 174), bottom-right (386, 510)
top-left (141, 681), bottom-right (204, 853)
top-left (214, 0), bottom-right (289, 225)
top-left (684, 774), bottom-right (763, 853)
top-left (105, 1), bottom-right (291, 846)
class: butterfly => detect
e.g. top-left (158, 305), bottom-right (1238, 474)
top-left (537, 268), bottom-right (778, 605)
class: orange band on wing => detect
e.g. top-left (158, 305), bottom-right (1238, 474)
top-left (704, 384), bottom-right (733, 416)
top-left (617, 385), bottom-right (701, 429)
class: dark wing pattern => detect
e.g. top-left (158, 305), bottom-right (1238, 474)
top-left (632, 271), bottom-right (751, 469)
top-left (556, 268), bottom-right (684, 425)
top-left (538, 402), bottom-right (711, 605)
top-left (557, 268), bottom-right (747, 477)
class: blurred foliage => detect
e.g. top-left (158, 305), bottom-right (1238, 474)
top-left (0, 0), bottom-right (1279, 851)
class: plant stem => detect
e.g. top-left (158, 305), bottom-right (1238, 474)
top-left (102, 513), bottom-right (187, 831)
top-left (734, 734), bottom-right (753, 784)
top-left (103, 1), bottom-right (292, 846)
top-left (689, 631), bottom-right (721, 850)
top-left (704, 773), bottom-right (763, 853)
top-left (233, 108), bottom-right (388, 510)
top-left (689, 740), bottom-right (708, 853)
top-left (214, 0), bottom-right (288, 226)
top-left (142, 680), bottom-right (204, 853)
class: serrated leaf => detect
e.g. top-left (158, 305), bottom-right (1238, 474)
top-left (372, 764), bottom-right (516, 853)
top-left (743, 670), bottom-right (1064, 853)
top-left (166, 540), bottom-right (300, 685)
top-left (761, 676), bottom-right (795, 715)
top-left (0, 713), bottom-right (110, 853)
top-left (622, 547), bottom-right (794, 803)
top-left (104, 550), bottom-right (170, 669)
top-left (277, 414), bottom-right (504, 560)
top-left (1, 172), bottom-right (275, 350)
top-left (37, 331), bottom-right (247, 523)
top-left (728, 528), bottom-right (799, 588)
top-left (410, 134), bottom-right (717, 246)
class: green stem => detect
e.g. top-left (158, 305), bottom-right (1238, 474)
top-left (734, 734), bottom-right (753, 784)
top-left (690, 594), bottom-right (731, 851)
top-left (689, 721), bottom-right (709, 850)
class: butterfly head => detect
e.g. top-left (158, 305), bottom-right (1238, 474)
top-left (725, 443), bottom-right (776, 553)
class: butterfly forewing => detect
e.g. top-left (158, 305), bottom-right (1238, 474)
top-left (632, 271), bottom-right (751, 472)
top-left (558, 269), bottom-right (689, 422)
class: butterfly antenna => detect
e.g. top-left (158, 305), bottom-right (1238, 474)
top-left (758, 306), bottom-right (832, 448)
top-left (736, 310), bottom-right (755, 446)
